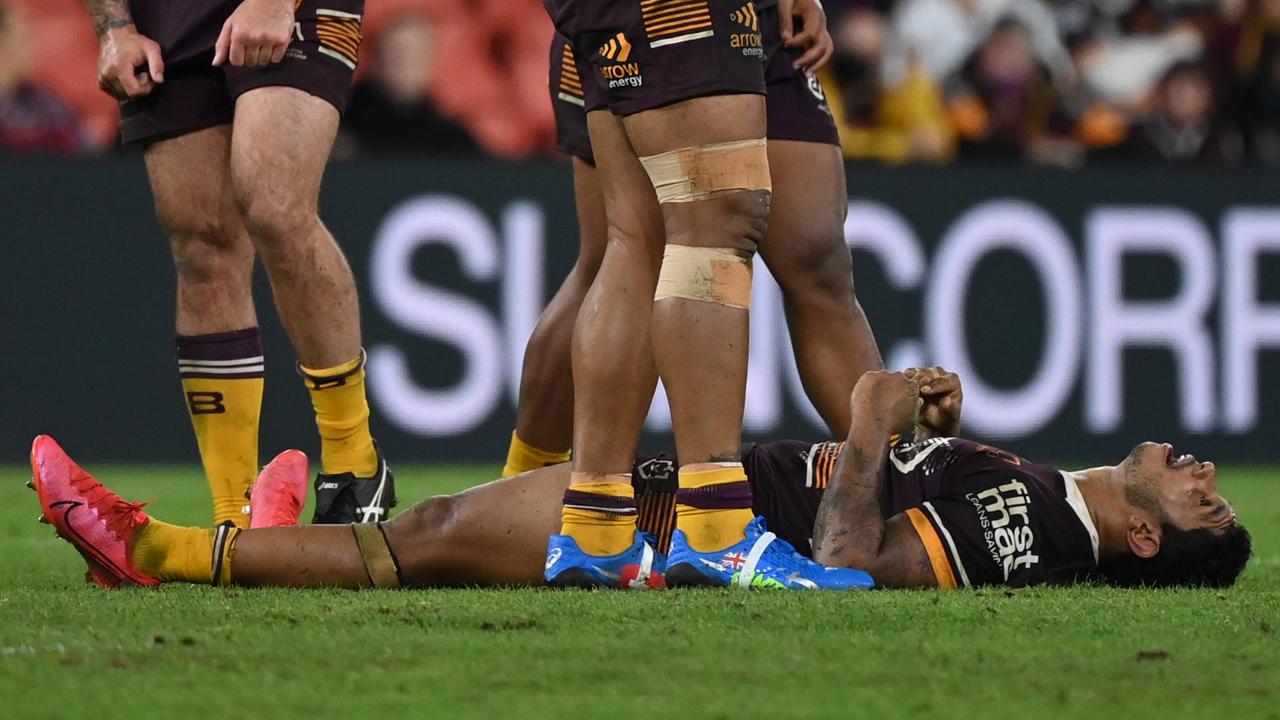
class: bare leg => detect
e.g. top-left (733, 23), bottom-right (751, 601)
top-left (622, 95), bottom-right (769, 465)
top-left (145, 126), bottom-right (256, 336)
top-left (229, 87), bottom-right (359, 367)
top-left (230, 466), bottom-right (571, 588)
top-left (517, 142), bottom-right (879, 449)
top-left (569, 110), bottom-right (664, 473)
top-left (146, 126), bottom-right (261, 525)
top-left (513, 158), bottom-right (608, 455)
top-left (761, 140), bottom-right (882, 437)
top-left (230, 87), bottom-right (378, 483)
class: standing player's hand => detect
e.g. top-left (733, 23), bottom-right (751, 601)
top-left (213, 0), bottom-right (295, 68)
top-left (850, 370), bottom-right (921, 438)
top-left (777, 0), bottom-right (834, 74)
top-left (97, 26), bottom-right (165, 101)
top-left (911, 367), bottom-right (963, 439)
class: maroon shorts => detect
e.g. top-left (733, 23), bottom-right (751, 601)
top-left (549, 3), bottom-right (837, 164)
top-left (545, 0), bottom-right (768, 118)
top-left (120, 0), bottom-right (364, 145)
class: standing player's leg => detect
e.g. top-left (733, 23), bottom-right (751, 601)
top-left (209, 0), bottom-right (392, 524)
top-left (227, 85), bottom-right (391, 523)
top-left (504, 36), bottom-right (607, 476)
top-left (541, 0), bottom-right (842, 589)
top-left (504, 157), bottom-right (607, 476)
top-left (620, 95), bottom-right (770, 557)
top-left (543, 108), bottom-right (665, 587)
top-left (552, 109), bottom-right (870, 590)
top-left (145, 126), bottom-right (264, 528)
top-left (761, 140), bottom-right (882, 437)
top-left (753, 2), bottom-right (880, 437)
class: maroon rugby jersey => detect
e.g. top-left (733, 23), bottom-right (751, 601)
top-left (736, 437), bottom-right (1101, 588)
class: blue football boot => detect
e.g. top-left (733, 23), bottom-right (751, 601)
top-left (545, 530), bottom-right (666, 589)
top-left (665, 516), bottom-right (875, 590)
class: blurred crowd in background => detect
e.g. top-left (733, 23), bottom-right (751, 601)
top-left (3, 0), bottom-right (1280, 166)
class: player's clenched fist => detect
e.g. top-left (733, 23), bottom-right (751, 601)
top-left (911, 366), bottom-right (963, 439)
top-left (97, 25), bottom-right (165, 100)
top-left (213, 0), bottom-right (295, 68)
top-left (851, 370), bottom-right (921, 435)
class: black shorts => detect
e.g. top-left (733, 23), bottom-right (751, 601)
top-left (549, 3), bottom-right (837, 164)
top-left (629, 440), bottom-right (828, 557)
top-left (545, 0), bottom-right (768, 118)
top-left (120, 0), bottom-right (363, 145)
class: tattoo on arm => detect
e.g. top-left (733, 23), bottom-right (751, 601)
top-left (83, 0), bottom-right (133, 37)
top-left (812, 433), bottom-right (888, 572)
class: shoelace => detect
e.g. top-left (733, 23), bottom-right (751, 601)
top-left (78, 480), bottom-right (147, 536)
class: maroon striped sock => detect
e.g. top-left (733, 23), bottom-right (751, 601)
top-left (176, 328), bottom-right (264, 380)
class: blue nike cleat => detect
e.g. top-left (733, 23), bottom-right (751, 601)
top-left (665, 516), bottom-right (875, 590)
top-left (545, 531), bottom-right (666, 589)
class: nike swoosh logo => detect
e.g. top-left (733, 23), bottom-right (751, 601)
top-left (52, 500), bottom-right (128, 581)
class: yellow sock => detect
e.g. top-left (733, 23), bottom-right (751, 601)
top-left (561, 475), bottom-right (637, 555)
top-left (503, 431), bottom-right (571, 477)
top-left (676, 464), bottom-right (754, 552)
top-left (177, 329), bottom-right (263, 528)
top-left (300, 353), bottom-right (378, 477)
top-left (131, 519), bottom-right (238, 585)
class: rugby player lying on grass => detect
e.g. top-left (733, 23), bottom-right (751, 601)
top-left (30, 368), bottom-right (1251, 591)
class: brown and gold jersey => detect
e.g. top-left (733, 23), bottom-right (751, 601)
top-left (732, 437), bottom-right (1100, 588)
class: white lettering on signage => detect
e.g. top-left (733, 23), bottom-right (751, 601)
top-left (926, 200), bottom-right (1082, 438)
top-left (365, 194), bottom-right (1277, 440)
top-left (367, 197), bottom-right (505, 435)
top-left (1085, 208), bottom-right (1217, 432)
top-left (1221, 209), bottom-right (1280, 431)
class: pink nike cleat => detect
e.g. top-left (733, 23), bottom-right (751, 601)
top-left (249, 449), bottom-right (309, 529)
top-left (28, 435), bottom-right (159, 588)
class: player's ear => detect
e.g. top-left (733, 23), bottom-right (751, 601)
top-left (1126, 515), bottom-right (1161, 559)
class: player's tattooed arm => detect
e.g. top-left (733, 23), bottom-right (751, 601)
top-left (83, 0), bottom-right (134, 37)
top-left (812, 370), bottom-right (938, 588)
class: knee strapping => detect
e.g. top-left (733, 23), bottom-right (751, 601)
top-left (351, 522), bottom-right (404, 589)
top-left (640, 139), bottom-right (768, 309)
top-left (654, 245), bottom-right (754, 309)
top-left (639, 138), bottom-right (771, 204)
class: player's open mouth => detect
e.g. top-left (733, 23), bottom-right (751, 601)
top-left (1164, 444), bottom-right (1195, 468)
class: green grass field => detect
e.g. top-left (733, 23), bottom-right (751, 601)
top-left (1, 463), bottom-right (1277, 719)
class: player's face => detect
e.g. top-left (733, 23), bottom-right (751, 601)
top-left (1126, 441), bottom-right (1237, 533)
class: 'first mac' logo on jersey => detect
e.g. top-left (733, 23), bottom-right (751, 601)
top-left (597, 32), bottom-right (642, 89)
top-left (968, 479), bottom-right (1040, 580)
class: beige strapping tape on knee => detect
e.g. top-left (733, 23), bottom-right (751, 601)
top-left (352, 522), bottom-right (402, 589)
top-left (654, 245), bottom-right (754, 309)
top-left (639, 138), bottom-right (771, 203)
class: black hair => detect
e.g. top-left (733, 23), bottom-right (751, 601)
top-left (1097, 522), bottom-right (1252, 588)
